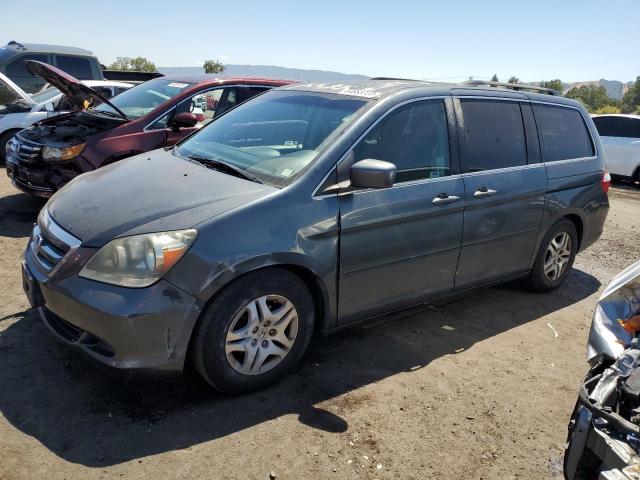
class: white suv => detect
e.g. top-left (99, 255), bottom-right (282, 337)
top-left (0, 73), bottom-right (131, 163)
top-left (592, 114), bottom-right (640, 184)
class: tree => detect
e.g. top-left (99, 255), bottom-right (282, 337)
top-left (566, 84), bottom-right (614, 112)
top-left (108, 56), bottom-right (157, 72)
top-left (203, 59), bottom-right (225, 74)
top-left (491, 74), bottom-right (499, 82)
top-left (621, 76), bottom-right (640, 113)
top-left (540, 79), bottom-right (564, 94)
top-left (508, 76), bottom-right (520, 84)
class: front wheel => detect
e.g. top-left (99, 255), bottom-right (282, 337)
top-left (527, 218), bottom-right (578, 292)
top-left (191, 269), bottom-right (315, 393)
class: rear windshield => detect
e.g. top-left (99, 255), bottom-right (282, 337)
top-left (91, 78), bottom-right (194, 120)
top-left (30, 87), bottom-right (61, 104)
top-left (176, 90), bottom-right (369, 187)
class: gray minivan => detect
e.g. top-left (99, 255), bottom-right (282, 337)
top-left (21, 80), bottom-right (610, 392)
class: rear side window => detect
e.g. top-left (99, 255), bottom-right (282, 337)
top-left (533, 104), bottom-right (594, 161)
top-left (56, 55), bottom-right (93, 79)
top-left (459, 99), bottom-right (527, 172)
top-left (5, 54), bottom-right (49, 76)
top-left (593, 116), bottom-right (640, 139)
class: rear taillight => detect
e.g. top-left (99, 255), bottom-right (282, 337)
top-left (602, 169), bottom-right (611, 194)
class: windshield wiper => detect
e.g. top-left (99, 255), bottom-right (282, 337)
top-left (184, 153), bottom-right (263, 184)
top-left (90, 109), bottom-right (126, 119)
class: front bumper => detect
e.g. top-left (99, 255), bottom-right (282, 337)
top-left (6, 153), bottom-right (86, 198)
top-left (565, 405), bottom-right (640, 479)
top-left (23, 240), bottom-right (203, 378)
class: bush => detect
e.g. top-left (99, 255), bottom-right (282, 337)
top-left (593, 105), bottom-right (621, 114)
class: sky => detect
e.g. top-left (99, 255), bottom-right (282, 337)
top-left (1, 0), bottom-right (638, 82)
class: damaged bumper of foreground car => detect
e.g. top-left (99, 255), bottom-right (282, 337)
top-left (565, 259), bottom-right (640, 479)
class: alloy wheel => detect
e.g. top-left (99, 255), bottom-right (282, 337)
top-left (543, 232), bottom-right (572, 281)
top-left (224, 295), bottom-right (299, 375)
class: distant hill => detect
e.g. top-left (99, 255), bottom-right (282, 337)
top-left (563, 79), bottom-right (632, 99)
top-left (159, 65), bottom-right (369, 84)
top-left (159, 64), bottom-right (633, 99)
top-left (527, 79), bottom-right (632, 99)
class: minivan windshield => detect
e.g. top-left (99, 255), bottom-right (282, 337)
top-left (91, 78), bottom-right (194, 120)
top-left (176, 90), bottom-right (369, 187)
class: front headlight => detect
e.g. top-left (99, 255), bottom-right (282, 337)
top-left (79, 229), bottom-right (197, 288)
top-left (5, 136), bottom-right (17, 155)
top-left (42, 143), bottom-right (86, 162)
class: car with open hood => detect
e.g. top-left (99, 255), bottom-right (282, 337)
top-left (564, 260), bottom-right (640, 479)
top-left (0, 72), bottom-right (131, 163)
top-left (5, 60), bottom-right (294, 197)
top-left (21, 79), bottom-right (609, 393)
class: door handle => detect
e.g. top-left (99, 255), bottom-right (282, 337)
top-left (473, 188), bottom-right (497, 198)
top-left (432, 194), bottom-right (460, 205)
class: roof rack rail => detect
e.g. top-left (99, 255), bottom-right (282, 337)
top-left (370, 77), bottom-right (419, 81)
top-left (462, 80), bottom-right (561, 96)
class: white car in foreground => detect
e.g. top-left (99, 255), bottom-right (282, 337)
top-left (0, 73), bottom-right (131, 162)
top-left (592, 114), bottom-right (640, 184)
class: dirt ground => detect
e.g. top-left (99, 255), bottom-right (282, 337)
top-left (0, 173), bottom-right (638, 480)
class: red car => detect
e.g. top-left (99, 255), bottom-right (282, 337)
top-left (5, 61), bottom-right (294, 197)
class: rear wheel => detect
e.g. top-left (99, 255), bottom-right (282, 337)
top-left (527, 218), bottom-right (578, 292)
top-left (191, 268), bottom-right (315, 393)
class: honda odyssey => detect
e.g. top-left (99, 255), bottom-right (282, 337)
top-left (22, 80), bottom-right (609, 392)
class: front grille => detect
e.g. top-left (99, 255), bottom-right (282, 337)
top-left (30, 209), bottom-right (81, 275)
top-left (42, 308), bottom-right (115, 357)
top-left (13, 136), bottom-right (43, 164)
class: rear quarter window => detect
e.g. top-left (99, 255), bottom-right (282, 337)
top-left (533, 104), bottom-right (594, 162)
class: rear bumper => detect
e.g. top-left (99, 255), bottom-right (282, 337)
top-left (23, 246), bottom-right (203, 378)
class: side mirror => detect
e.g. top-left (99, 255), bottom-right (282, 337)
top-left (350, 159), bottom-right (396, 189)
top-left (172, 112), bottom-right (198, 130)
top-left (44, 102), bottom-right (55, 113)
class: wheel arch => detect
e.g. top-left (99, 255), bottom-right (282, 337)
top-left (197, 255), bottom-right (333, 332)
top-left (564, 213), bottom-right (584, 251)
top-left (183, 259), bottom-right (332, 373)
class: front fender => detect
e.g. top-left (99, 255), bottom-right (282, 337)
top-left (171, 252), bottom-right (335, 330)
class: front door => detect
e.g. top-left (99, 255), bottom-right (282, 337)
top-left (454, 97), bottom-right (546, 288)
top-left (338, 98), bottom-right (464, 324)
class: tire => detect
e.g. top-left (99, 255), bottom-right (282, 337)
top-left (527, 218), bottom-right (578, 292)
top-left (0, 129), bottom-right (19, 165)
top-left (191, 268), bottom-right (315, 394)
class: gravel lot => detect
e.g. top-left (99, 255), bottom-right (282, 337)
top-left (0, 173), bottom-right (638, 480)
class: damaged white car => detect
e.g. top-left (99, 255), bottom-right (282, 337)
top-left (565, 259), bottom-right (640, 479)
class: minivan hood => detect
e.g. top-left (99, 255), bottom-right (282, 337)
top-left (47, 149), bottom-right (278, 247)
top-left (25, 61), bottom-right (127, 119)
top-left (0, 71), bottom-right (34, 108)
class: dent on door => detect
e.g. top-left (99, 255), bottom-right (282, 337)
top-left (456, 166), bottom-right (547, 287)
